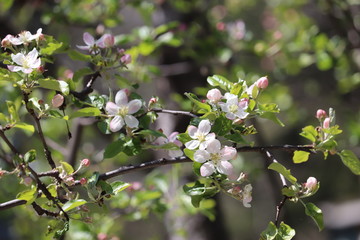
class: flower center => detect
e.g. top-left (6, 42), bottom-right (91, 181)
top-left (229, 104), bottom-right (238, 113)
top-left (196, 132), bottom-right (206, 142)
top-left (118, 106), bottom-right (129, 117)
top-left (210, 153), bottom-right (221, 163)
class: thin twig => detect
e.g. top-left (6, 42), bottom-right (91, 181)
top-left (151, 108), bottom-right (199, 118)
top-left (70, 71), bottom-right (101, 100)
top-left (22, 91), bottom-right (56, 169)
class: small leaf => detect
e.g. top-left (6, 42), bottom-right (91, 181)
top-left (278, 222), bottom-right (296, 240)
top-left (40, 42), bottom-right (63, 55)
top-left (60, 161), bottom-right (74, 175)
top-left (16, 187), bottom-right (37, 204)
top-left (184, 92), bottom-right (211, 113)
top-left (300, 125), bottom-right (318, 143)
top-left (68, 49), bottom-right (92, 61)
top-left (260, 221), bottom-right (277, 240)
top-left (111, 181), bottom-right (131, 194)
top-left (338, 150), bottom-right (360, 175)
top-left (293, 151), bottom-right (310, 164)
top-left (304, 202), bottom-right (324, 231)
top-left (207, 75), bottom-right (233, 91)
top-left (69, 107), bottom-right (102, 119)
top-left (268, 162), bottom-right (297, 184)
top-left (24, 149), bottom-right (36, 163)
top-left (62, 199), bottom-right (87, 212)
top-left (104, 139), bottom-right (125, 158)
top-left (87, 172), bottom-right (100, 189)
top-left (38, 79), bottom-right (69, 95)
top-left (97, 180), bottom-right (113, 195)
top-left (13, 122), bottom-right (35, 133)
top-left (184, 148), bottom-right (194, 161)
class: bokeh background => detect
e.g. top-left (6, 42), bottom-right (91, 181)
top-left (0, 0), bottom-right (360, 239)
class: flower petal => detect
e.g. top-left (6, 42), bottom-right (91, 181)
top-left (185, 140), bottom-right (200, 150)
top-left (206, 139), bottom-right (221, 154)
top-left (109, 116), bottom-right (124, 132)
top-left (187, 125), bottom-right (198, 138)
top-left (198, 119), bottom-right (211, 135)
top-left (83, 32), bottom-right (95, 46)
top-left (216, 161), bottom-right (233, 175)
top-left (11, 53), bottom-right (25, 65)
top-left (168, 149), bottom-right (183, 158)
top-left (27, 48), bottom-right (39, 63)
top-left (7, 65), bottom-right (22, 72)
top-left (106, 102), bottom-right (119, 115)
top-left (194, 149), bottom-right (210, 163)
top-left (124, 115), bottom-right (139, 128)
top-left (115, 89), bottom-right (128, 106)
top-left (200, 162), bottom-right (215, 177)
top-left (127, 99), bottom-right (142, 114)
top-left (220, 146), bottom-right (237, 161)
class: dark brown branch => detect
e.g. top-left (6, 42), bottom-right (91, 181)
top-left (31, 202), bottom-right (59, 217)
top-left (275, 196), bottom-right (288, 227)
top-left (22, 91), bottom-right (56, 169)
top-left (70, 71), bottom-right (101, 100)
top-left (0, 199), bottom-right (27, 210)
top-left (237, 145), bottom-right (314, 154)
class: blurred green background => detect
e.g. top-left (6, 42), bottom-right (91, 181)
top-left (0, 0), bottom-right (360, 239)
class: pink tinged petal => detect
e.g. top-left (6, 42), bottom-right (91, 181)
top-left (83, 32), bottom-right (95, 46)
top-left (27, 48), bottom-right (39, 62)
top-left (200, 162), bottom-right (216, 177)
top-left (225, 112), bottom-right (236, 120)
top-left (187, 125), bottom-right (198, 138)
top-left (198, 119), bottom-right (211, 135)
top-left (106, 102), bottom-right (120, 115)
top-left (110, 116), bottom-right (124, 132)
top-left (194, 149), bottom-right (210, 163)
top-left (124, 115), bottom-right (139, 128)
top-left (8, 65), bottom-right (22, 72)
top-left (76, 45), bottom-right (91, 50)
top-left (206, 139), bottom-right (221, 154)
top-left (168, 132), bottom-right (179, 142)
top-left (185, 140), bottom-right (200, 150)
top-left (11, 53), bottom-right (25, 65)
top-left (205, 132), bottom-right (216, 141)
top-left (168, 149), bottom-right (183, 158)
top-left (216, 161), bottom-right (233, 175)
top-left (30, 57), bottom-right (41, 69)
top-left (23, 68), bottom-right (34, 74)
top-left (220, 146), bottom-right (237, 161)
top-left (127, 99), bottom-right (142, 114)
top-left (115, 89), bottom-right (128, 106)
top-left (235, 109), bottom-right (248, 119)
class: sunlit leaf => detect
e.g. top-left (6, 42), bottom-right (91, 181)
top-left (293, 151), bottom-right (310, 164)
top-left (62, 199), bottom-right (87, 212)
top-left (304, 202), bottom-right (324, 231)
top-left (338, 150), bottom-right (360, 175)
top-left (268, 162), bottom-right (297, 184)
top-left (16, 187), bottom-right (37, 204)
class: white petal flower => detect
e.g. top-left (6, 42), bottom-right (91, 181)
top-left (194, 139), bottom-right (236, 177)
top-left (106, 89), bottom-right (142, 132)
top-left (185, 119), bottom-right (215, 150)
top-left (219, 94), bottom-right (249, 120)
top-left (9, 28), bottom-right (42, 45)
top-left (77, 32), bottom-right (114, 54)
top-left (8, 48), bottom-right (41, 74)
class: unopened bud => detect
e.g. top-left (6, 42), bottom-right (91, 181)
top-left (64, 69), bottom-right (74, 79)
top-left (23, 176), bottom-right (33, 186)
top-left (120, 54), bottom-right (132, 65)
top-left (65, 176), bottom-right (75, 186)
top-left (216, 22), bottom-right (226, 31)
top-left (316, 109), bottom-right (327, 119)
top-left (323, 117), bottom-right (330, 128)
top-left (304, 177), bottom-right (317, 191)
top-left (52, 94), bottom-right (64, 108)
top-left (81, 158), bottom-right (90, 167)
top-left (37, 66), bottom-right (45, 73)
top-left (0, 170), bottom-right (5, 178)
top-left (206, 88), bottom-right (222, 102)
top-left (80, 178), bottom-right (87, 185)
top-left (97, 233), bottom-right (108, 240)
top-left (256, 76), bottom-right (269, 89)
top-left (149, 97), bottom-right (157, 104)
top-left (1, 34), bottom-right (14, 48)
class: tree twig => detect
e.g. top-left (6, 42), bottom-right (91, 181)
top-left (151, 108), bottom-right (199, 118)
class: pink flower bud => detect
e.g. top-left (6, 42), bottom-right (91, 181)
top-left (1, 34), bottom-right (14, 48)
top-left (120, 54), bottom-right (132, 64)
top-left (304, 177), bottom-right (317, 190)
top-left (256, 76), bottom-right (269, 89)
top-left (206, 88), bottom-right (222, 102)
top-left (316, 109), bottom-right (327, 119)
top-left (323, 117), bottom-right (330, 128)
top-left (23, 176), bottom-right (33, 186)
top-left (117, 48), bottom-right (125, 54)
top-left (149, 97), bottom-right (157, 104)
top-left (64, 69), bottom-right (74, 79)
top-left (0, 170), bottom-right (5, 178)
top-left (97, 233), bottom-right (107, 240)
top-left (80, 178), bottom-right (87, 185)
top-left (81, 158), bottom-right (90, 167)
top-left (216, 22), bottom-right (226, 31)
top-left (52, 94), bottom-right (64, 108)
top-left (98, 34), bottom-right (114, 48)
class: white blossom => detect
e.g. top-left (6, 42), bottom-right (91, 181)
top-left (185, 119), bottom-right (215, 150)
top-left (219, 93), bottom-right (249, 120)
top-left (8, 48), bottom-right (41, 74)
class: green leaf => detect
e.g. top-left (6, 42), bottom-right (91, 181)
top-left (24, 149), bottom-right (36, 163)
top-left (60, 161), bottom-right (74, 175)
top-left (212, 114), bottom-right (232, 136)
top-left (40, 42), bottom-right (63, 55)
top-left (104, 139), bottom-right (125, 158)
top-left (184, 92), bottom-right (211, 113)
top-left (16, 187), bottom-right (37, 204)
top-left (68, 49), bottom-right (92, 62)
top-left (62, 199), bottom-right (87, 212)
top-left (260, 221), bottom-right (277, 240)
top-left (69, 107), bottom-right (102, 119)
top-left (338, 150), bottom-right (360, 175)
top-left (6, 101), bottom-right (19, 123)
top-left (268, 162), bottom-right (297, 184)
top-left (304, 202), bottom-right (324, 231)
top-left (177, 133), bottom-right (192, 144)
top-left (88, 172), bottom-right (100, 189)
top-left (184, 148), bottom-right (194, 161)
top-left (207, 75), bottom-right (233, 91)
top-left (73, 67), bottom-right (94, 82)
top-left (293, 151), bottom-right (310, 164)
top-left (183, 181), bottom-right (219, 208)
top-left (97, 180), bottom-right (113, 195)
top-left (13, 122), bottom-right (35, 133)
top-left (38, 79), bottom-right (69, 95)
top-left (300, 125), bottom-right (318, 143)
top-left (278, 222), bottom-right (296, 240)
top-left (47, 184), bottom-right (58, 198)
top-left (111, 181), bottom-right (131, 194)
top-left (281, 186), bottom-right (297, 198)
